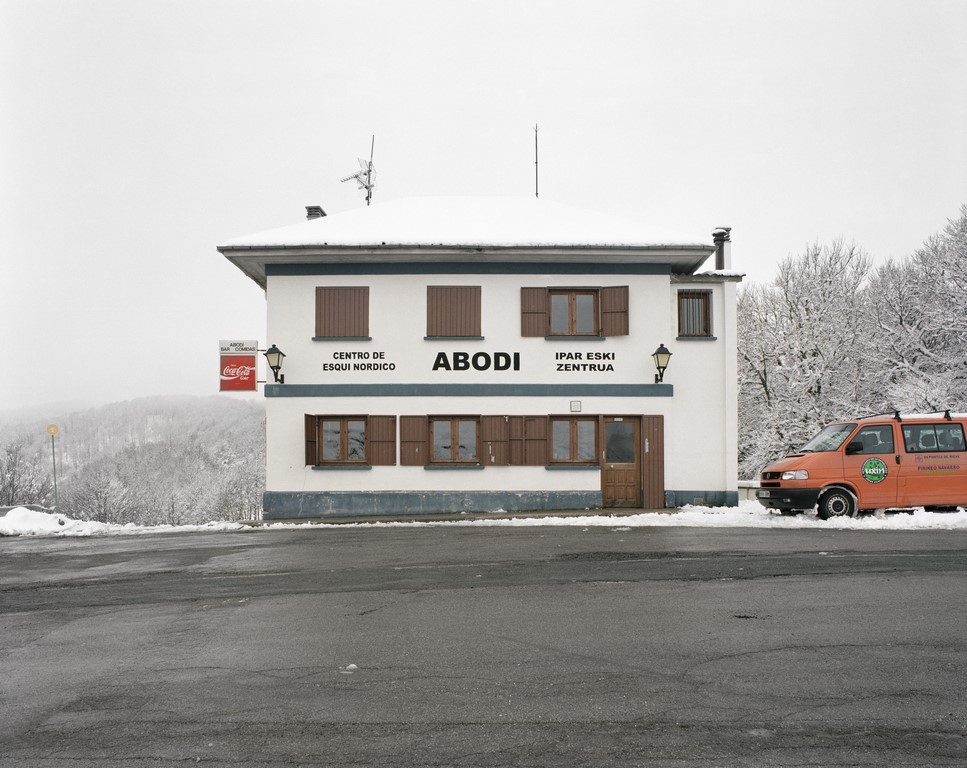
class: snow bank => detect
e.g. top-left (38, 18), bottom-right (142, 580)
top-left (0, 507), bottom-right (243, 537)
top-left (260, 500), bottom-right (967, 531)
top-left (2, 502), bottom-right (966, 538)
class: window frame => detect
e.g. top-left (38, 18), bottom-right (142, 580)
top-left (902, 423), bottom-right (967, 453)
top-left (548, 289), bottom-right (600, 337)
top-left (549, 416), bottom-right (599, 465)
top-left (319, 416), bottom-right (369, 464)
top-left (428, 415), bottom-right (481, 465)
top-left (677, 289), bottom-right (713, 338)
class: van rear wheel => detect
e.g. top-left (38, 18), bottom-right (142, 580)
top-left (817, 489), bottom-right (856, 520)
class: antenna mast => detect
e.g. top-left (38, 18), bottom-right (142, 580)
top-left (534, 124), bottom-right (539, 198)
top-left (340, 135), bottom-right (376, 206)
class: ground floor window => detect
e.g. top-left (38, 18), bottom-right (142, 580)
top-left (551, 417), bottom-right (597, 463)
top-left (430, 417), bottom-right (479, 463)
top-left (305, 414), bottom-right (396, 466)
top-left (322, 417), bottom-right (367, 463)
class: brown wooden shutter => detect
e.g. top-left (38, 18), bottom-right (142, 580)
top-left (641, 415), bottom-right (665, 509)
top-left (525, 416), bottom-right (549, 465)
top-left (427, 286), bottom-right (481, 336)
top-left (315, 286), bottom-right (370, 337)
top-left (367, 416), bottom-right (397, 466)
top-left (508, 416), bottom-right (548, 465)
top-left (520, 287), bottom-right (547, 337)
top-left (304, 414), bottom-right (318, 466)
top-left (399, 416), bottom-right (428, 466)
top-left (480, 416), bottom-right (509, 466)
top-left (600, 285), bottom-right (629, 337)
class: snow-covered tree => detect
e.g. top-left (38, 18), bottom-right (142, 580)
top-left (738, 241), bottom-right (872, 475)
top-left (0, 439), bottom-right (53, 506)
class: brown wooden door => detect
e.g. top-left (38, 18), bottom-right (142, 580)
top-left (641, 415), bottom-right (665, 509)
top-left (601, 417), bottom-right (641, 507)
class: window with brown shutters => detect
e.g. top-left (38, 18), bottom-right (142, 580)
top-left (315, 286), bottom-right (370, 339)
top-left (521, 286), bottom-right (629, 337)
top-left (304, 415), bottom-right (396, 466)
top-left (677, 290), bottom-right (712, 338)
top-left (426, 286), bottom-right (482, 338)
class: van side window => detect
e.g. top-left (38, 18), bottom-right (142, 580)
top-left (851, 426), bottom-right (894, 455)
top-left (903, 424), bottom-right (966, 452)
top-left (903, 424), bottom-right (964, 453)
top-left (938, 424), bottom-right (966, 451)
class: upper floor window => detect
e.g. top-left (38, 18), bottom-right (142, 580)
top-left (677, 290), bottom-right (712, 338)
top-left (550, 290), bottom-right (598, 336)
top-left (521, 286), bottom-right (629, 338)
top-left (315, 286), bottom-right (370, 339)
top-left (426, 286), bottom-right (482, 338)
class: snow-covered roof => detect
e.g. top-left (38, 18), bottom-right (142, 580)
top-left (221, 196), bottom-right (711, 250)
top-left (218, 196), bottom-right (718, 287)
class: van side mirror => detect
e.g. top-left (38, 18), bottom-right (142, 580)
top-left (845, 440), bottom-right (863, 455)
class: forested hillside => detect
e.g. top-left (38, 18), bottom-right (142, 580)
top-left (0, 396), bottom-right (264, 523)
top-left (738, 205), bottom-right (967, 478)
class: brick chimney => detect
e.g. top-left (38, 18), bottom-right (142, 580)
top-left (306, 205), bottom-right (326, 220)
top-left (713, 227), bottom-right (732, 270)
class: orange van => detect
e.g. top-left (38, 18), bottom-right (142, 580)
top-left (756, 412), bottom-right (967, 519)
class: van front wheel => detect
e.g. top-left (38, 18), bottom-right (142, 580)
top-left (817, 489), bottom-right (856, 520)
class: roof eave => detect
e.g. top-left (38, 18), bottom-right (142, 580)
top-left (218, 244), bottom-right (717, 290)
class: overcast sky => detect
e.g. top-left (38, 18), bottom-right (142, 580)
top-left (2, 0), bottom-right (965, 415)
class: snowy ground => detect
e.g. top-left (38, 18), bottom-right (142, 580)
top-left (2, 502), bottom-right (967, 537)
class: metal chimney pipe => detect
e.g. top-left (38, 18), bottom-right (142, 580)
top-left (712, 227), bottom-right (732, 270)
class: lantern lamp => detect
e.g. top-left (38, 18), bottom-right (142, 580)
top-left (652, 343), bottom-right (672, 383)
top-left (264, 344), bottom-right (286, 384)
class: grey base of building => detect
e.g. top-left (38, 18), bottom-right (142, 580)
top-left (262, 490), bottom-right (739, 519)
top-left (665, 490), bottom-right (739, 508)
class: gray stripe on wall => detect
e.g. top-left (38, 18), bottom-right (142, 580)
top-left (266, 383), bottom-right (673, 397)
top-left (263, 490), bottom-right (604, 519)
top-left (664, 490), bottom-right (740, 508)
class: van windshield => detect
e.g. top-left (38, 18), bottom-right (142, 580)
top-left (798, 423), bottom-right (857, 452)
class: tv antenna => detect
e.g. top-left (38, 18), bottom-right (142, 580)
top-left (340, 135), bottom-right (376, 205)
top-left (534, 124), bottom-right (539, 198)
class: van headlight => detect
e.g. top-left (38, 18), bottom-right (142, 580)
top-left (781, 470), bottom-right (809, 480)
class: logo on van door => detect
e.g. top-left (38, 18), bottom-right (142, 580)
top-left (861, 457), bottom-right (889, 484)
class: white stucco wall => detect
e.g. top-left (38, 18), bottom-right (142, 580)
top-left (263, 271), bottom-right (737, 500)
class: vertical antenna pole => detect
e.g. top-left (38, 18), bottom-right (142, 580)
top-left (534, 124), bottom-right (539, 198)
top-left (366, 135), bottom-right (375, 206)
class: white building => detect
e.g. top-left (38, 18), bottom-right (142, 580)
top-left (218, 197), bottom-right (741, 519)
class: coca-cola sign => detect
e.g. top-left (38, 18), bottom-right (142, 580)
top-left (219, 340), bottom-right (258, 391)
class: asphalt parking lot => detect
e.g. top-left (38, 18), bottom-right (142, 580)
top-left (2, 524), bottom-right (966, 767)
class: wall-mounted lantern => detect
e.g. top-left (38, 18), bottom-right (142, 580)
top-left (264, 344), bottom-right (286, 384)
top-left (652, 343), bottom-right (672, 383)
